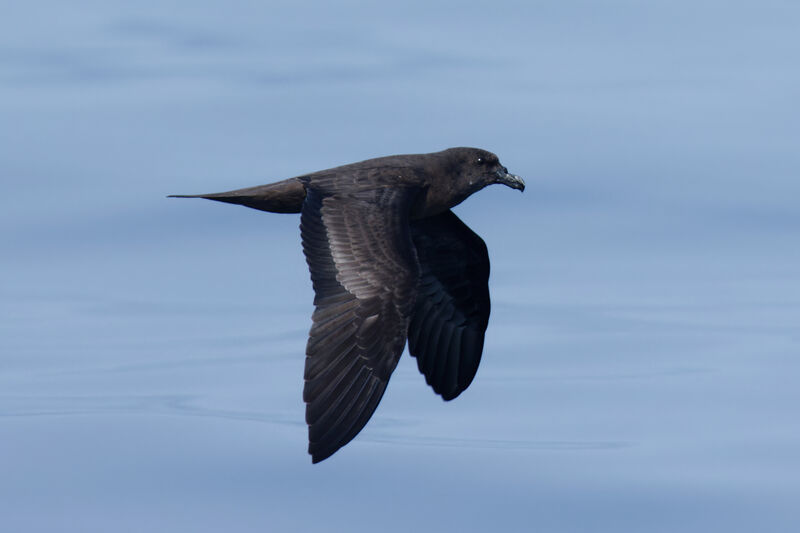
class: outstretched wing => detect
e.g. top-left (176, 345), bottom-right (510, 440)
top-left (300, 187), bottom-right (420, 463)
top-left (407, 210), bottom-right (491, 401)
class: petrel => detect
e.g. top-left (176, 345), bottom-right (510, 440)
top-left (171, 147), bottom-right (525, 463)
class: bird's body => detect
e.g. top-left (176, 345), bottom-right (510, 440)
top-left (171, 147), bottom-right (524, 462)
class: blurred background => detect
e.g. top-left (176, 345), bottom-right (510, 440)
top-left (1, 1), bottom-right (798, 532)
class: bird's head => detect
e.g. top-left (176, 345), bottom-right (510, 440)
top-left (442, 147), bottom-right (525, 195)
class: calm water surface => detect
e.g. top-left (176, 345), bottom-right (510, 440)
top-left (2, 2), bottom-right (799, 532)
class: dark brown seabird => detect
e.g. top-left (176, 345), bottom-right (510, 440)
top-left (171, 147), bottom-right (525, 463)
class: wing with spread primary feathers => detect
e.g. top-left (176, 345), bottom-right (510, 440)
top-left (300, 186), bottom-right (420, 463)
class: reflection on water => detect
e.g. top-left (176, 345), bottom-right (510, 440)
top-left (2, 1), bottom-right (800, 532)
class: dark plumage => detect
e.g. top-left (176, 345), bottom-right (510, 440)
top-left (170, 147), bottom-right (524, 463)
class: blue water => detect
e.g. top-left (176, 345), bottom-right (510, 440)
top-left (2, 2), bottom-right (799, 532)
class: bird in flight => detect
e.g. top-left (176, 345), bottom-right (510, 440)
top-left (171, 147), bottom-right (524, 462)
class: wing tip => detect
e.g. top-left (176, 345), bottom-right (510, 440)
top-left (309, 441), bottom-right (342, 464)
top-left (310, 452), bottom-right (329, 464)
top-left (440, 389), bottom-right (462, 401)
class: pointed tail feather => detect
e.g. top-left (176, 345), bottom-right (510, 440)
top-left (169, 177), bottom-right (306, 214)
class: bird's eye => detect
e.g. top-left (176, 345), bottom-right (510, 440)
top-left (476, 157), bottom-right (483, 164)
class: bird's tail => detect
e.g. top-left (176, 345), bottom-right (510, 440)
top-left (169, 177), bottom-right (306, 214)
